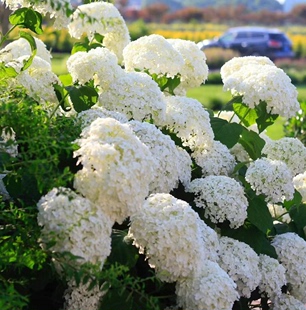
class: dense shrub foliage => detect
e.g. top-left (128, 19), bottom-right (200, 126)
top-left (1, 1), bottom-right (306, 310)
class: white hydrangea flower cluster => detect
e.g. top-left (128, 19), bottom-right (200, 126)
top-left (157, 96), bottom-right (214, 150)
top-left (198, 220), bottom-right (220, 262)
top-left (268, 203), bottom-right (291, 223)
top-left (293, 172), bottom-right (306, 202)
top-left (37, 187), bottom-right (113, 269)
top-left (98, 71), bottom-right (166, 123)
top-left (0, 37), bottom-right (52, 64)
top-left (187, 176), bottom-right (248, 228)
top-left (3, 0), bottom-right (71, 29)
top-left (220, 56), bottom-right (275, 81)
top-left (123, 34), bottom-right (184, 78)
top-left (167, 39), bottom-right (209, 91)
top-left (218, 236), bottom-right (261, 298)
top-left (66, 47), bottom-right (123, 89)
top-left (245, 158), bottom-right (294, 203)
top-left (230, 143), bottom-right (250, 163)
top-left (63, 281), bottom-right (105, 310)
top-left (77, 106), bottom-right (128, 129)
top-left (262, 137), bottom-right (306, 176)
top-left (128, 193), bottom-right (209, 282)
top-left (258, 254), bottom-right (287, 299)
top-left (272, 232), bottom-right (306, 303)
top-left (272, 294), bottom-right (306, 310)
top-left (193, 140), bottom-right (236, 177)
top-left (74, 117), bottom-right (155, 224)
top-left (221, 57), bottom-right (299, 119)
top-left (68, 2), bottom-right (130, 62)
top-left (176, 260), bottom-right (239, 310)
top-left (128, 121), bottom-right (191, 193)
top-left (7, 55), bottom-right (60, 107)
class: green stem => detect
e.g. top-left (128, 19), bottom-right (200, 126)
top-left (0, 24), bottom-right (18, 47)
top-left (239, 107), bottom-right (251, 125)
top-left (49, 91), bottom-right (69, 119)
top-left (217, 95), bottom-right (242, 117)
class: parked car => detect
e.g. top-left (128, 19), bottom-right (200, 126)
top-left (197, 26), bottom-right (295, 60)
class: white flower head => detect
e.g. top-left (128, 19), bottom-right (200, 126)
top-left (157, 96), bottom-right (214, 150)
top-left (0, 37), bottom-right (52, 64)
top-left (262, 137), bottom-right (306, 176)
top-left (218, 236), bottom-right (261, 298)
top-left (221, 59), bottom-right (299, 119)
top-left (66, 47), bottom-right (123, 89)
top-left (258, 254), bottom-right (287, 299)
top-left (73, 117), bottom-right (155, 224)
top-left (187, 176), bottom-right (248, 228)
top-left (37, 187), bottom-right (113, 269)
top-left (123, 34), bottom-right (184, 78)
top-left (245, 158), bottom-right (294, 203)
top-left (7, 55), bottom-right (60, 108)
top-left (167, 38), bottom-right (209, 89)
top-left (272, 294), bottom-right (306, 310)
top-left (63, 281), bottom-right (105, 310)
top-left (128, 193), bottom-right (208, 282)
top-left (272, 232), bottom-right (306, 303)
top-left (98, 71), bottom-right (166, 123)
top-left (176, 260), bottom-right (239, 310)
top-left (68, 2), bottom-right (130, 62)
top-left (77, 106), bottom-right (128, 129)
top-left (128, 121), bottom-right (191, 194)
top-left (192, 140), bottom-right (236, 177)
top-left (221, 56), bottom-right (275, 81)
top-left (293, 171), bottom-right (306, 202)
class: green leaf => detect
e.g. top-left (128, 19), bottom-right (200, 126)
top-left (247, 197), bottom-right (273, 234)
top-left (9, 8), bottom-right (43, 34)
top-left (53, 84), bottom-right (71, 112)
top-left (255, 101), bottom-right (279, 133)
top-left (239, 127), bottom-right (265, 160)
top-left (233, 102), bottom-right (257, 127)
top-left (210, 117), bottom-right (243, 148)
top-left (94, 33), bottom-right (104, 43)
top-left (59, 74), bottom-right (73, 86)
top-left (283, 190), bottom-right (302, 211)
top-left (0, 63), bottom-right (18, 78)
top-left (0, 152), bottom-right (12, 170)
top-left (289, 204), bottom-right (306, 238)
top-left (221, 223), bottom-right (277, 258)
top-left (107, 230), bottom-right (139, 268)
top-left (71, 42), bottom-right (88, 54)
top-left (67, 85), bottom-right (98, 112)
top-left (19, 31), bottom-right (37, 71)
top-left (100, 288), bottom-right (133, 310)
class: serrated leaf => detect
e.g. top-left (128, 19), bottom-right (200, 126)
top-left (210, 117), bottom-right (243, 148)
top-left (67, 85), bottom-right (98, 112)
top-left (247, 197), bottom-right (273, 234)
top-left (289, 204), bottom-right (306, 238)
top-left (233, 102), bottom-right (258, 127)
top-left (283, 190), bottom-right (302, 211)
top-left (107, 230), bottom-right (139, 268)
top-left (71, 42), bottom-right (88, 54)
top-left (9, 8), bottom-right (43, 34)
top-left (53, 84), bottom-right (71, 112)
top-left (0, 63), bottom-right (18, 78)
top-left (239, 127), bottom-right (265, 160)
top-left (221, 224), bottom-right (277, 258)
top-left (94, 33), bottom-right (104, 43)
top-left (255, 101), bottom-right (279, 133)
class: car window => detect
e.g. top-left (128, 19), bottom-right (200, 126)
top-left (250, 32), bottom-right (265, 39)
top-left (219, 32), bottom-right (236, 43)
top-left (269, 33), bottom-right (288, 42)
top-left (236, 32), bottom-right (249, 39)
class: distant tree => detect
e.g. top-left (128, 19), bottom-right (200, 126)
top-left (139, 3), bottom-right (169, 22)
top-left (290, 4), bottom-right (306, 24)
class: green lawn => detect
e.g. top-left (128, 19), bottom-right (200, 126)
top-left (187, 84), bottom-right (306, 140)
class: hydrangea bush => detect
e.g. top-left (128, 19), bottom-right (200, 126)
top-left (1, 1), bottom-right (306, 310)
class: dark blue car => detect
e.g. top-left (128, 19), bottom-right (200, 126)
top-left (197, 26), bottom-right (295, 60)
